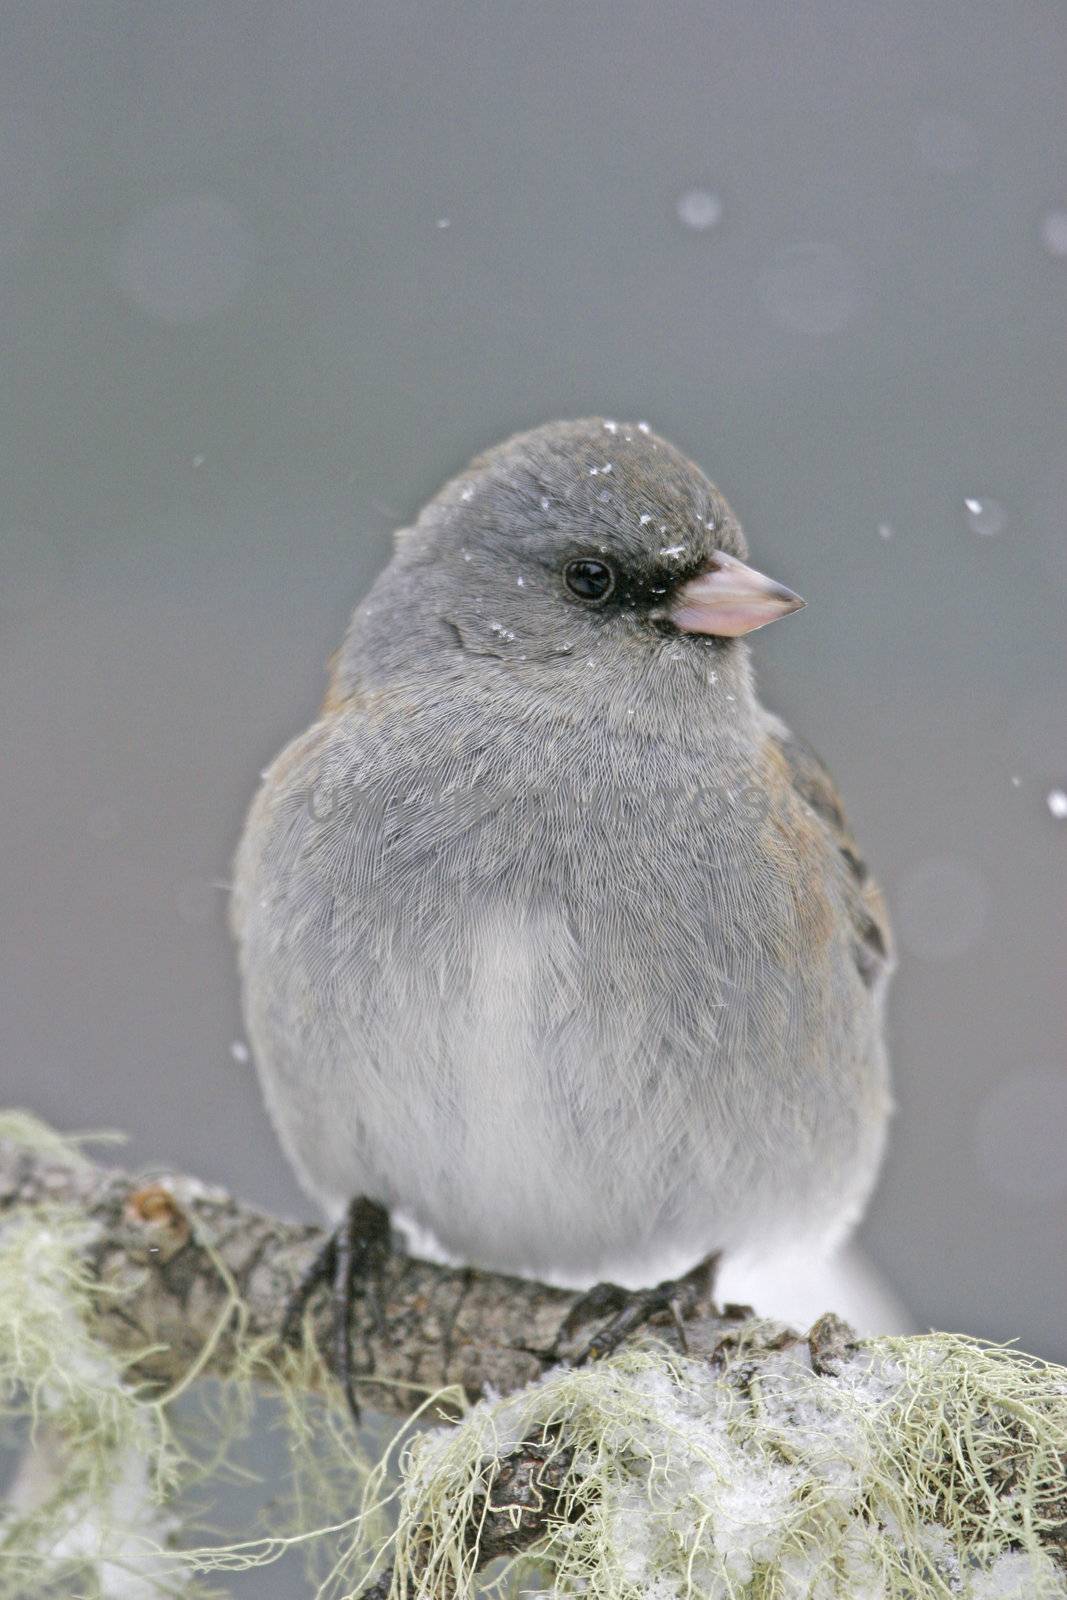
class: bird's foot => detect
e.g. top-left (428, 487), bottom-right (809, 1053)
top-left (554, 1251), bottom-right (720, 1365)
top-left (280, 1195), bottom-right (391, 1421)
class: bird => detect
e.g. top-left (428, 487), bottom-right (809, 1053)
top-left (232, 417), bottom-right (893, 1395)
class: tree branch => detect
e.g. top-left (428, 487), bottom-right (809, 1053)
top-left (5, 1129), bottom-right (1067, 1597)
top-left (0, 1131), bottom-right (743, 1418)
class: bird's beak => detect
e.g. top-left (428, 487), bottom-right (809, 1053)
top-left (669, 550), bottom-right (805, 637)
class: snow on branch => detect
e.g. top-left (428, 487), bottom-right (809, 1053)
top-left (2, 1114), bottom-right (1067, 1599)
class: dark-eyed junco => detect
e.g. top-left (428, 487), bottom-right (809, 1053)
top-left (232, 418), bottom-right (893, 1352)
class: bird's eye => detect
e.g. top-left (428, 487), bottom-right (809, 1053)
top-left (564, 558), bottom-right (615, 602)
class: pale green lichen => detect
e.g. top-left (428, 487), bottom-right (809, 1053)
top-left (0, 1109), bottom-right (117, 1169)
top-left (0, 1201), bottom-right (187, 1598)
top-left (3, 1115), bottom-right (1067, 1600)
top-left (387, 1334), bottom-right (1067, 1599)
top-left (0, 1118), bottom-right (382, 1599)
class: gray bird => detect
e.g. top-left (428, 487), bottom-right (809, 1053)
top-left (232, 418), bottom-right (893, 1354)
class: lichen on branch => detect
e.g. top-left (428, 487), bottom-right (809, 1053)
top-left (2, 1114), bottom-right (1067, 1600)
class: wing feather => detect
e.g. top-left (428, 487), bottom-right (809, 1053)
top-left (768, 723), bottom-right (894, 991)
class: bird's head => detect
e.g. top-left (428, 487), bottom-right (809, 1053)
top-left (343, 418), bottom-right (803, 720)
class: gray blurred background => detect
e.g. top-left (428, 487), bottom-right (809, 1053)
top-left (2, 0), bottom-right (1065, 1447)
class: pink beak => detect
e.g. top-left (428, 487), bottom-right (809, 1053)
top-left (669, 550), bottom-right (804, 637)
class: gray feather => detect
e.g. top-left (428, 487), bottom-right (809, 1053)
top-left (232, 419), bottom-right (892, 1288)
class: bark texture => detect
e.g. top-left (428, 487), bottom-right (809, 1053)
top-left (5, 1134), bottom-right (1066, 1599)
top-left (0, 1134), bottom-right (743, 1417)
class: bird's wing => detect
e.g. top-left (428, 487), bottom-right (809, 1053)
top-left (767, 721), bottom-right (894, 991)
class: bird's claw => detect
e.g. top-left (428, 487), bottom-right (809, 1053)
top-left (554, 1251), bottom-right (720, 1366)
top-left (280, 1195), bottom-right (391, 1421)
